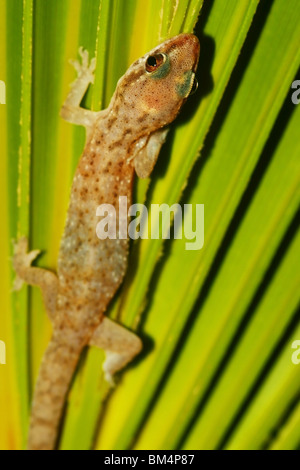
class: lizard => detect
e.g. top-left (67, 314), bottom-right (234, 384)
top-left (13, 33), bottom-right (200, 450)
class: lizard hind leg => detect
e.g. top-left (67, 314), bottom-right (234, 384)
top-left (13, 237), bottom-right (58, 321)
top-left (89, 317), bottom-right (143, 385)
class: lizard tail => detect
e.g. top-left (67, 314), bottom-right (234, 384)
top-left (27, 330), bottom-right (82, 450)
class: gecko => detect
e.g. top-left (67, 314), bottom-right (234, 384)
top-left (13, 33), bottom-right (200, 450)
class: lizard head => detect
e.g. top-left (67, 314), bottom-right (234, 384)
top-left (114, 33), bottom-right (200, 133)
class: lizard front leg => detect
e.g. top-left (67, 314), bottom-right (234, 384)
top-left (13, 237), bottom-right (58, 321)
top-left (60, 46), bottom-right (98, 128)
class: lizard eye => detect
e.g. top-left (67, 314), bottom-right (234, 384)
top-left (189, 76), bottom-right (198, 95)
top-left (145, 53), bottom-right (167, 73)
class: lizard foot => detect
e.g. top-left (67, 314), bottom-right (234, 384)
top-left (69, 47), bottom-right (96, 85)
top-left (12, 237), bottom-right (41, 291)
top-left (102, 351), bottom-right (121, 387)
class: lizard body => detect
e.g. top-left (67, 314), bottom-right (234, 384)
top-left (13, 33), bottom-right (200, 450)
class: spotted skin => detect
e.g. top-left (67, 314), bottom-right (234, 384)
top-left (13, 34), bottom-right (200, 450)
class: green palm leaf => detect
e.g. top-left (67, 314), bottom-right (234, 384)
top-left (0, 0), bottom-right (299, 450)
